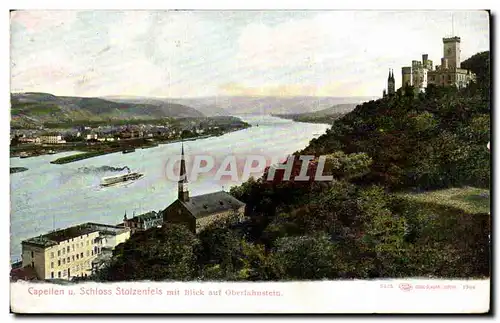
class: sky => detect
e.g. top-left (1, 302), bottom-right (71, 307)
top-left (10, 10), bottom-right (490, 98)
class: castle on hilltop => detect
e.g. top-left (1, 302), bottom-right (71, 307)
top-left (383, 35), bottom-right (476, 97)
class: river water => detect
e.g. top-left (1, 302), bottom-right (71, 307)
top-left (9, 115), bottom-right (330, 262)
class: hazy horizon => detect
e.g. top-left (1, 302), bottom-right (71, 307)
top-left (11, 10), bottom-right (489, 98)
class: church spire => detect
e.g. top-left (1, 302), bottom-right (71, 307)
top-left (178, 141), bottom-right (189, 202)
top-left (387, 68), bottom-right (395, 95)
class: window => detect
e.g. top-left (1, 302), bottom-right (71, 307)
top-left (87, 241), bottom-right (89, 246)
top-left (67, 246), bottom-right (70, 252)
top-left (62, 248), bottom-right (65, 255)
top-left (81, 252), bottom-right (84, 258)
top-left (76, 254), bottom-right (79, 260)
top-left (58, 260), bottom-right (61, 266)
top-left (51, 262), bottom-right (54, 269)
top-left (51, 272), bottom-right (54, 279)
top-left (72, 245), bottom-right (75, 251)
top-left (67, 257), bottom-right (70, 263)
top-left (63, 258), bottom-right (66, 265)
top-left (81, 242), bottom-right (84, 247)
top-left (63, 270), bottom-right (67, 277)
top-left (72, 255), bottom-right (75, 261)
top-left (91, 250), bottom-right (94, 256)
top-left (87, 251), bottom-right (90, 257)
top-left (58, 271), bottom-right (61, 278)
top-left (31, 251), bottom-right (34, 258)
top-left (50, 252), bottom-right (54, 259)
top-left (58, 250), bottom-right (61, 257)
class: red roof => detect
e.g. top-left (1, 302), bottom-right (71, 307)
top-left (10, 266), bottom-right (38, 281)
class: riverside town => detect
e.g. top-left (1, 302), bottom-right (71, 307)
top-left (10, 10), bottom-right (490, 314)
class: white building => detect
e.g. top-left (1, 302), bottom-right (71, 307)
top-left (39, 135), bottom-right (66, 144)
top-left (20, 223), bottom-right (130, 280)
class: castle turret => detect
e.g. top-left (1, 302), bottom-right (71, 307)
top-left (402, 67), bottom-right (412, 87)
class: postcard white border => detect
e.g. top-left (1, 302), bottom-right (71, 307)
top-left (10, 280), bottom-right (491, 314)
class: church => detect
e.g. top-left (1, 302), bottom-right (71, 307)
top-left (162, 143), bottom-right (246, 233)
top-left (382, 34), bottom-right (476, 96)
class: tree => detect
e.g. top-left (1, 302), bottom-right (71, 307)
top-left (357, 186), bottom-right (407, 277)
top-left (196, 216), bottom-right (243, 276)
top-left (268, 234), bottom-right (352, 280)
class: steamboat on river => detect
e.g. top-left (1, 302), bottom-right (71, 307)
top-left (100, 168), bottom-right (144, 187)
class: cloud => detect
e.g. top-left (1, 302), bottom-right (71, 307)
top-left (11, 10), bottom-right (77, 33)
top-left (10, 10), bottom-right (490, 98)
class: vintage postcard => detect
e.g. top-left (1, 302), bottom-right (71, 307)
top-left (9, 9), bottom-right (491, 314)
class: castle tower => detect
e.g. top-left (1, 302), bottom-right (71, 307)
top-left (443, 36), bottom-right (461, 69)
top-left (402, 67), bottom-right (412, 87)
top-left (387, 69), bottom-right (395, 95)
top-left (178, 142), bottom-right (189, 202)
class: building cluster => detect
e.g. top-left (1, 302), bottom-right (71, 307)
top-left (383, 35), bottom-right (476, 97)
top-left (12, 123), bottom-right (214, 147)
top-left (17, 135), bottom-right (66, 144)
top-left (11, 143), bottom-right (247, 282)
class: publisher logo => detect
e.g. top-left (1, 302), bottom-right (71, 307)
top-left (399, 283), bottom-right (413, 292)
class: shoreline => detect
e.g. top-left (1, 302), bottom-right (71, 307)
top-left (19, 128), bottom-right (248, 165)
top-left (271, 113), bottom-right (344, 126)
top-left (10, 167), bottom-right (28, 174)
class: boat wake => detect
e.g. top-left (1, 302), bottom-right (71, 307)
top-left (78, 165), bottom-right (130, 174)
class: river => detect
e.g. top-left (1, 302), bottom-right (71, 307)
top-left (9, 115), bottom-right (330, 262)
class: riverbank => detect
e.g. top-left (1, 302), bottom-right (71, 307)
top-left (10, 167), bottom-right (28, 174)
top-left (50, 150), bottom-right (122, 164)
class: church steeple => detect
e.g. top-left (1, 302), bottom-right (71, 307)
top-left (178, 141), bottom-right (189, 202)
top-left (388, 68), bottom-right (395, 95)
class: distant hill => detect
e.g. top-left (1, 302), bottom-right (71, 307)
top-left (10, 92), bottom-right (204, 127)
top-left (272, 103), bottom-right (360, 124)
top-left (295, 103), bottom-right (359, 117)
top-left (105, 95), bottom-right (377, 116)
